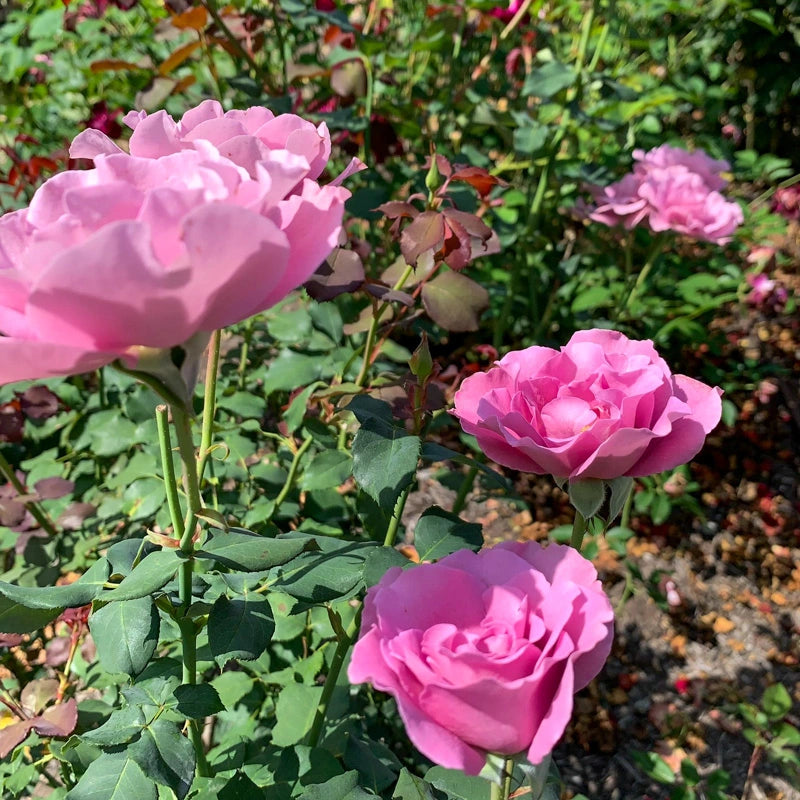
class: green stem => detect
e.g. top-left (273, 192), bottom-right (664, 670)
top-left (272, 435), bottom-right (313, 513)
top-left (198, 330), bottom-right (221, 484)
top-left (237, 317), bottom-right (256, 391)
top-left (0, 450), bottom-right (58, 537)
top-left (97, 368), bottom-right (107, 409)
top-left (620, 486), bottom-right (634, 530)
top-left (156, 406), bottom-right (185, 541)
top-left (452, 465), bottom-right (479, 516)
top-left (502, 759), bottom-right (513, 800)
top-left (384, 484), bottom-right (412, 548)
top-left (171, 408), bottom-right (202, 549)
top-left (355, 263), bottom-right (415, 387)
top-left (570, 509), bottom-right (587, 551)
top-left (201, 0), bottom-right (267, 85)
top-left (305, 605), bottom-right (362, 748)
top-left (270, 3), bottom-right (288, 92)
top-left (168, 404), bottom-right (212, 778)
top-left (622, 235), bottom-right (665, 313)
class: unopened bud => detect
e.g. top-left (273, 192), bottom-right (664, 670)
top-left (409, 332), bottom-right (434, 384)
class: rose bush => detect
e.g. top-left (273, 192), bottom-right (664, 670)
top-left (452, 329), bottom-right (722, 480)
top-left (0, 100), bottom-right (360, 385)
top-left (348, 541), bottom-right (614, 775)
top-left (581, 144), bottom-right (743, 244)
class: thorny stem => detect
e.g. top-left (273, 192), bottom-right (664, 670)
top-left (489, 758), bottom-right (514, 800)
top-left (570, 509), bottom-right (588, 551)
top-left (56, 628), bottom-right (82, 703)
top-left (201, 0), bottom-right (266, 86)
top-left (355, 263), bottom-right (415, 387)
top-left (305, 474), bottom-right (413, 745)
top-left (0, 450), bottom-right (59, 537)
top-left (273, 435), bottom-right (314, 513)
top-left (622, 234), bottom-right (666, 313)
top-left (167, 404), bottom-right (212, 778)
top-left (452, 465), bottom-right (479, 516)
top-left (237, 317), bottom-right (256, 390)
top-left (305, 605), bottom-right (363, 748)
top-left (198, 330), bottom-right (221, 484)
top-left (156, 406), bottom-right (185, 541)
top-left (384, 484), bottom-right (412, 548)
top-left (741, 745), bottom-right (763, 800)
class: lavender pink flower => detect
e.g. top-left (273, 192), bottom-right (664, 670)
top-left (452, 329), bottom-right (722, 481)
top-left (582, 144), bottom-right (743, 244)
top-left (0, 100), bottom-right (362, 385)
top-left (348, 541), bottom-right (614, 774)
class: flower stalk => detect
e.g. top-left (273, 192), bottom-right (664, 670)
top-left (157, 399), bottom-right (211, 778)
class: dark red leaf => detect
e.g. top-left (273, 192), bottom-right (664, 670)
top-left (441, 215), bottom-right (472, 271)
top-left (19, 385), bottom-right (60, 419)
top-left (33, 699), bottom-right (78, 737)
top-left (451, 166), bottom-right (507, 197)
top-left (305, 248), bottom-right (365, 301)
top-left (0, 721), bottom-right (35, 760)
top-left (34, 477), bottom-right (74, 500)
top-left (57, 502), bottom-right (96, 531)
top-left (400, 210), bottom-right (446, 267)
top-left (421, 271), bottom-right (489, 332)
top-left (0, 400), bottom-right (24, 443)
top-left (364, 284), bottom-right (415, 306)
top-left (375, 201), bottom-right (419, 220)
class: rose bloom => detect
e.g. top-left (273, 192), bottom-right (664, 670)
top-left (0, 100), bottom-right (361, 385)
top-left (638, 167), bottom-right (743, 243)
top-left (581, 144), bottom-right (742, 244)
top-left (632, 144), bottom-right (730, 192)
top-left (348, 541), bottom-right (614, 774)
top-left (452, 329), bottom-right (722, 480)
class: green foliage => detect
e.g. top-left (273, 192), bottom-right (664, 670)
top-left (0, 0), bottom-right (795, 797)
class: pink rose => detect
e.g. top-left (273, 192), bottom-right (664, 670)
top-left (638, 167), bottom-right (743, 243)
top-left (581, 144), bottom-right (742, 244)
top-left (746, 272), bottom-right (787, 309)
top-left (0, 101), bottom-right (361, 385)
top-left (490, 1), bottom-right (525, 22)
top-left (348, 541), bottom-right (614, 774)
top-left (632, 144), bottom-right (730, 192)
top-left (452, 329), bottom-right (722, 480)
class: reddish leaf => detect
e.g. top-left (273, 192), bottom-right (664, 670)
top-left (57, 502), bottom-right (96, 531)
top-left (442, 208), bottom-right (493, 240)
top-left (441, 215), bottom-right (472, 271)
top-left (34, 699), bottom-right (78, 737)
top-left (21, 679), bottom-right (59, 716)
top-left (89, 59), bottom-right (142, 72)
top-left (170, 5), bottom-right (207, 29)
top-left (19, 385), bottom-right (60, 419)
top-left (451, 166), bottom-right (507, 197)
top-left (376, 201), bottom-right (419, 220)
top-left (159, 40), bottom-right (202, 76)
top-left (381, 253), bottom-right (436, 288)
top-left (0, 497), bottom-right (27, 529)
top-left (431, 154), bottom-right (452, 179)
top-left (0, 400), bottom-right (24, 443)
top-left (421, 271), bottom-right (489, 332)
top-left (364, 284), bottom-right (415, 306)
top-left (306, 248), bottom-right (365, 301)
top-left (34, 477), bottom-right (74, 500)
top-left (0, 721), bottom-right (35, 760)
top-left (0, 634), bottom-right (25, 647)
top-left (400, 210), bottom-right (445, 267)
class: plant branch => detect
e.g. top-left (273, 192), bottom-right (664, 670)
top-left (0, 449), bottom-right (58, 537)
